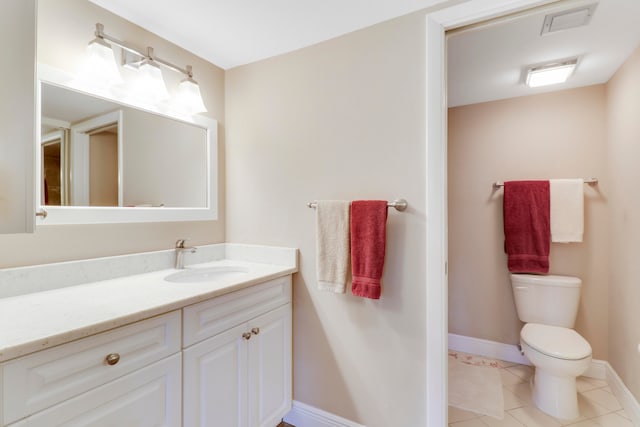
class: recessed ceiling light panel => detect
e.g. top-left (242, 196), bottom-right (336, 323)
top-left (541, 3), bottom-right (598, 35)
top-left (526, 59), bottom-right (578, 88)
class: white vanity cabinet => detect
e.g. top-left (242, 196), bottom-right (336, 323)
top-left (2, 311), bottom-right (182, 426)
top-left (0, 273), bottom-right (293, 427)
top-left (0, 0), bottom-right (36, 234)
top-left (183, 276), bottom-right (292, 427)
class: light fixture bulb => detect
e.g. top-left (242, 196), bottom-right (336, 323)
top-left (76, 38), bottom-right (123, 90)
top-left (174, 77), bottom-right (208, 114)
top-left (526, 60), bottom-right (577, 88)
top-left (131, 59), bottom-right (170, 104)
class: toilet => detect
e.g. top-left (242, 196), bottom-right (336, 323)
top-left (510, 274), bottom-right (592, 420)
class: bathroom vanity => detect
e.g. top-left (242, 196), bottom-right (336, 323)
top-left (0, 3), bottom-right (292, 425)
top-left (0, 244), bottom-right (296, 426)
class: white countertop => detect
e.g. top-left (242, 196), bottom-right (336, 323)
top-left (0, 245), bottom-right (297, 362)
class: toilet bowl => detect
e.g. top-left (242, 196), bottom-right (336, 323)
top-left (521, 323), bottom-right (592, 420)
top-left (510, 274), bottom-right (593, 420)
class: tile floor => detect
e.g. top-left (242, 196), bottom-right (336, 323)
top-left (449, 356), bottom-right (633, 427)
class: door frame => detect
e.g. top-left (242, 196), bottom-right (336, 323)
top-left (424, 1), bottom-right (556, 425)
top-left (69, 110), bottom-right (123, 206)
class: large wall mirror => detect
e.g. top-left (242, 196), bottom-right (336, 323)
top-left (37, 80), bottom-right (218, 224)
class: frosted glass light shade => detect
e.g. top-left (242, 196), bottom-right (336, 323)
top-left (132, 60), bottom-right (170, 104)
top-left (174, 78), bottom-right (208, 114)
top-left (526, 61), bottom-right (577, 88)
top-left (78, 39), bottom-right (123, 89)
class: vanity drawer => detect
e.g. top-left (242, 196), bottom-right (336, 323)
top-left (183, 275), bottom-right (291, 347)
top-left (2, 311), bottom-right (181, 425)
top-left (9, 353), bottom-right (181, 427)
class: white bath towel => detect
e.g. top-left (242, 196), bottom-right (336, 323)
top-left (550, 179), bottom-right (584, 242)
top-left (315, 200), bottom-right (350, 293)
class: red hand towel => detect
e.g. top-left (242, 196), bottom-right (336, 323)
top-left (503, 181), bottom-right (550, 273)
top-left (350, 200), bottom-right (388, 299)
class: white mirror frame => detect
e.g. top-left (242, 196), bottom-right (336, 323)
top-left (36, 64), bottom-right (218, 225)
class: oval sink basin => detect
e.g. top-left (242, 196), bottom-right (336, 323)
top-left (164, 266), bottom-right (250, 283)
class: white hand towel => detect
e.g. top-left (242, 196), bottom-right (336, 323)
top-left (315, 200), bottom-right (350, 293)
top-left (550, 179), bottom-right (584, 242)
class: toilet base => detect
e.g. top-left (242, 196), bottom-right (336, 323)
top-left (531, 369), bottom-right (579, 420)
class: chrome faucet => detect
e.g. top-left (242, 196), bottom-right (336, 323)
top-left (175, 239), bottom-right (197, 269)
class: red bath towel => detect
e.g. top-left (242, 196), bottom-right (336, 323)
top-left (350, 200), bottom-right (388, 299)
top-left (503, 181), bottom-right (550, 273)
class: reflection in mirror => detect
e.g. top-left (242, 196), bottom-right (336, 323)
top-left (40, 83), bottom-right (208, 208)
top-left (41, 128), bottom-right (67, 206)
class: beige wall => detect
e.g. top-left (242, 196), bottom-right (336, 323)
top-left (448, 86), bottom-right (610, 359)
top-left (226, 13), bottom-right (427, 427)
top-left (89, 131), bottom-right (118, 206)
top-left (0, 0), bottom-right (225, 268)
top-left (606, 46), bottom-right (640, 401)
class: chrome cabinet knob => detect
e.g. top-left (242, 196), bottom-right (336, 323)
top-left (242, 332), bottom-right (252, 340)
top-left (105, 353), bottom-right (120, 366)
top-left (251, 327), bottom-right (260, 335)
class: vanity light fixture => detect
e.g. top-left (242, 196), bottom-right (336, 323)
top-left (81, 33), bottom-right (123, 88)
top-left (174, 66), bottom-right (207, 114)
top-left (86, 23), bottom-right (207, 114)
top-left (130, 48), bottom-right (170, 104)
top-left (525, 59), bottom-right (578, 88)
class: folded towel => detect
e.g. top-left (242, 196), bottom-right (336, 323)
top-left (315, 200), bottom-right (351, 293)
top-left (350, 200), bottom-right (388, 299)
top-left (550, 179), bottom-right (584, 243)
top-left (503, 181), bottom-right (550, 274)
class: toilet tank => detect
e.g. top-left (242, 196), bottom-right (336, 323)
top-left (510, 274), bottom-right (582, 328)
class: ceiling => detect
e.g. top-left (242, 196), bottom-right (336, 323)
top-left (447, 0), bottom-right (640, 107)
top-left (88, 0), bottom-right (445, 70)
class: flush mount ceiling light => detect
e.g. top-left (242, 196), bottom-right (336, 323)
top-left (525, 59), bottom-right (578, 88)
top-left (82, 23), bottom-right (208, 114)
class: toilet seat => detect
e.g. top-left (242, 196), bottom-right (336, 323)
top-left (521, 323), bottom-right (591, 360)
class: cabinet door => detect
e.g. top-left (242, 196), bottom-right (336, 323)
top-left (10, 354), bottom-right (182, 427)
top-left (248, 304), bottom-right (292, 427)
top-left (0, 0), bottom-right (36, 234)
top-left (183, 322), bottom-right (249, 427)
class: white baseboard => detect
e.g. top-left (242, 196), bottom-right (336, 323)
top-left (448, 333), bottom-right (607, 380)
top-left (284, 339), bottom-right (640, 427)
top-left (448, 333), bottom-right (530, 366)
top-left (606, 361), bottom-right (640, 426)
top-left (584, 358), bottom-right (607, 380)
top-left (283, 401), bottom-right (365, 427)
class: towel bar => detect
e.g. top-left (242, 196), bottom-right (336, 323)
top-left (307, 199), bottom-right (408, 212)
top-left (493, 178), bottom-right (598, 190)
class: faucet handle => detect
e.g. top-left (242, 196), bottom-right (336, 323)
top-left (176, 239), bottom-right (187, 248)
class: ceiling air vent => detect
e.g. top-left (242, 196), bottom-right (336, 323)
top-left (541, 3), bottom-right (598, 35)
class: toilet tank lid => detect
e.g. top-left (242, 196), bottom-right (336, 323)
top-left (521, 323), bottom-right (592, 360)
top-left (510, 274), bottom-right (581, 288)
